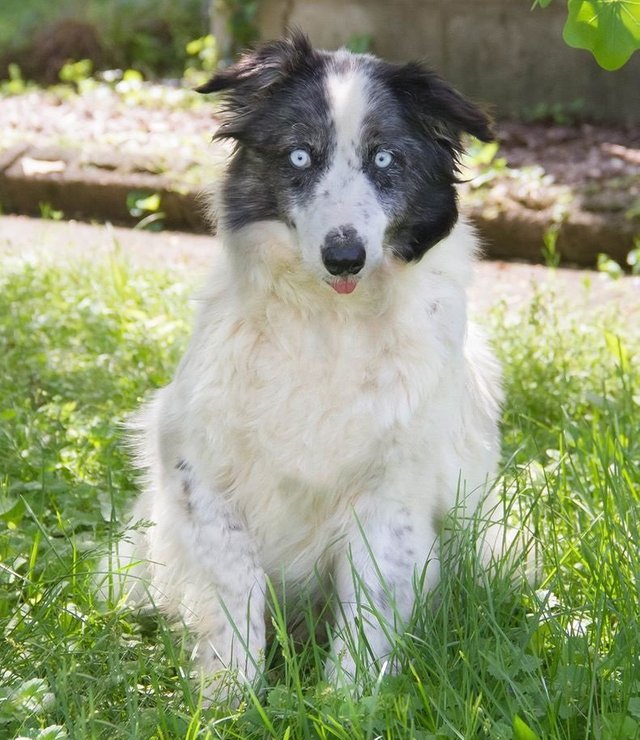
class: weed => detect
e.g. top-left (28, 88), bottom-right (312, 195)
top-left (126, 191), bottom-right (165, 231)
top-left (523, 100), bottom-right (586, 126)
top-left (183, 34), bottom-right (218, 89)
top-left (597, 253), bottom-right (624, 280)
top-left (541, 224), bottom-right (561, 268)
top-left (0, 64), bottom-right (33, 97)
top-left (58, 59), bottom-right (96, 94)
top-left (626, 242), bottom-right (640, 275)
top-left (597, 243), bottom-right (640, 278)
top-left (38, 203), bottom-right (65, 221)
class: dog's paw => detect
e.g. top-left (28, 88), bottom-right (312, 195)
top-left (194, 666), bottom-right (259, 709)
top-left (324, 647), bottom-right (394, 696)
top-left (191, 640), bottom-right (265, 708)
top-left (324, 648), bottom-right (357, 689)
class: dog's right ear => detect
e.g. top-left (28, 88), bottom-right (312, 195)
top-left (196, 32), bottom-right (315, 141)
top-left (196, 31), bottom-right (313, 97)
top-left (195, 32), bottom-right (313, 133)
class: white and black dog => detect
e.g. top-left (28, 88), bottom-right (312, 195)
top-left (106, 32), bottom-right (510, 696)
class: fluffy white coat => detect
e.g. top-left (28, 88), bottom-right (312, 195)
top-left (103, 39), bottom-right (507, 698)
top-left (107, 217), bottom-right (504, 691)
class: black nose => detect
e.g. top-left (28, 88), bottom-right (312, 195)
top-left (321, 227), bottom-right (366, 276)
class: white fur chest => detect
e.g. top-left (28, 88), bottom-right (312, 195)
top-left (170, 272), bottom-right (463, 496)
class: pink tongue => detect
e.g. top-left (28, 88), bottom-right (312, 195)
top-left (331, 279), bottom-right (357, 294)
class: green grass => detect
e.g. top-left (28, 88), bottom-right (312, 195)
top-left (1, 252), bottom-right (639, 739)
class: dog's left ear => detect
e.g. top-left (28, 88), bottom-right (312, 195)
top-left (384, 62), bottom-right (493, 151)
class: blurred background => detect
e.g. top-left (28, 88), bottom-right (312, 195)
top-left (0, 0), bottom-right (638, 267)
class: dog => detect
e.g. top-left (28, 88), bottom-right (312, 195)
top-left (104, 32), bottom-right (509, 698)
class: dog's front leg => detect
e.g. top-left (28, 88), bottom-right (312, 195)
top-left (326, 499), bottom-right (439, 687)
top-left (165, 463), bottom-right (266, 698)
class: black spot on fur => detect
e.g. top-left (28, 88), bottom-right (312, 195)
top-left (370, 585), bottom-right (391, 611)
top-left (371, 60), bottom-right (493, 261)
top-left (250, 616), bottom-right (264, 636)
top-left (214, 621), bottom-right (228, 636)
top-left (222, 510), bottom-right (243, 533)
top-left (180, 476), bottom-right (193, 512)
top-left (391, 523), bottom-right (414, 539)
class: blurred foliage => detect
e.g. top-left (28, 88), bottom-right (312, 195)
top-left (183, 34), bottom-right (218, 88)
top-left (345, 34), bottom-right (373, 53)
top-left (0, 0), bottom-right (209, 81)
top-left (3, 0), bottom-right (638, 83)
top-left (126, 191), bottom-right (166, 231)
top-left (0, 64), bottom-right (34, 96)
top-left (221, 0), bottom-right (259, 55)
top-left (58, 59), bottom-right (94, 86)
top-left (597, 242), bottom-right (640, 278)
top-left (522, 99), bottom-right (586, 126)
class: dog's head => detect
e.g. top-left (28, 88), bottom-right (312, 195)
top-left (198, 32), bottom-right (492, 294)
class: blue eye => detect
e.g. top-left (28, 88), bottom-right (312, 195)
top-left (374, 150), bottom-right (393, 169)
top-left (289, 149), bottom-right (312, 169)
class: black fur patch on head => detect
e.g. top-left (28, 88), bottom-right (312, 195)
top-left (197, 35), bottom-right (492, 257)
top-left (197, 31), bottom-right (333, 231)
top-left (370, 61), bottom-right (493, 261)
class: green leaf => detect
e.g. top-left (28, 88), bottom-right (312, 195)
top-left (126, 190), bottom-right (162, 217)
top-left (563, 0), bottom-right (640, 70)
top-left (58, 59), bottom-right (93, 85)
top-left (629, 698), bottom-right (640, 720)
top-left (513, 714), bottom-right (540, 740)
top-left (0, 495), bottom-right (25, 526)
top-left (593, 713), bottom-right (639, 739)
top-left (597, 252), bottom-right (624, 279)
top-left (186, 37), bottom-right (205, 55)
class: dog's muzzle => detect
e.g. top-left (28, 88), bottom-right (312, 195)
top-left (321, 226), bottom-right (366, 276)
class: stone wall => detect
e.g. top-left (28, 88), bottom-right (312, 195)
top-left (256, 0), bottom-right (640, 124)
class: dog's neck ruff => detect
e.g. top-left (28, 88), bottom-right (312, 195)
top-left (220, 220), bottom-right (404, 316)
top-left (218, 217), bottom-right (476, 322)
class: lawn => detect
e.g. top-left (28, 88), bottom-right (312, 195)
top-left (1, 250), bottom-right (639, 739)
